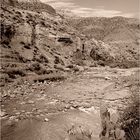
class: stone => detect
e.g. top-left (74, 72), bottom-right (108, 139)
top-left (40, 91), bottom-right (44, 94)
top-left (105, 77), bottom-right (111, 80)
top-left (20, 102), bottom-right (25, 105)
top-left (32, 108), bottom-right (38, 112)
top-left (26, 112), bottom-right (31, 115)
top-left (9, 116), bottom-right (16, 121)
top-left (21, 110), bottom-right (25, 113)
top-left (65, 104), bottom-right (71, 109)
top-left (28, 100), bottom-right (34, 104)
top-left (15, 112), bottom-right (21, 115)
top-left (70, 107), bottom-right (74, 110)
top-left (44, 118), bottom-right (49, 122)
top-left (0, 111), bottom-right (7, 117)
top-left (10, 94), bottom-right (16, 98)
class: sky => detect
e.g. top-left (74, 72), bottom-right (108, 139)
top-left (40, 0), bottom-right (139, 18)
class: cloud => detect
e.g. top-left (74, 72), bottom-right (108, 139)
top-left (40, 0), bottom-right (72, 3)
top-left (71, 8), bottom-right (134, 17)
top-left (49, 2), bottom-right (76, 9)
top-left (40, 0), bottom-right (77, 9)
top-left (40, 0), bottom-right (135, 18)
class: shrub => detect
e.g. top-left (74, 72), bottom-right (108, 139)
top-left (29, 62), bottom-right (41, 71)
top-left (5, 68), bottom-right (26, 79)
top-left (1, 23), bottom-right (15, 38)
top-left (33, 73), bottom-right (66, 83)
top-left (28, 62), bottom-right (52, 75)
top-left (120, 71), bottom-right (140, 140)
top-left (1, 23), bottom-right (15, 45)
top-left (54, 56), bottom-right (64, 65)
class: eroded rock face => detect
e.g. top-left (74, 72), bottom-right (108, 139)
top-left (10, 22), bottom-right (33, 50)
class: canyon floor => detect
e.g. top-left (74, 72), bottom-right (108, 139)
top-left (1, 67), bottom-right (139, 140)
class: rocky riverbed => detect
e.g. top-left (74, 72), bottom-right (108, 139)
top-left (1, 67), bottom-right (139, 140)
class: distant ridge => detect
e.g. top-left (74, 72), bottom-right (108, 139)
top-left (67, 16), bottom-right (140, 41)
top-left (1, 0), bottom-right (56, 14)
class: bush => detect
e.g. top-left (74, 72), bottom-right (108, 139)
top-left (1, 23), bottom-right (16, 45)
top-left (120, 71), bottom-right (140, 140)
top-left (54, 56), bottom-right (64, 65)
top-left (5, 68), bottom-right (26, 78)
top-left (28, 62), bottom-right (52, 75)
top-left (29, 62), bottom-right (41, 71)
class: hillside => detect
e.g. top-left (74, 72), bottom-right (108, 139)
top-left (67, 17), bottom-right (140, 67)
top-left (67, 17), bottom-right (140, 41)
top-left (0, 1), bottom-right (140, 86)
top-left (0, 1), bottom-right (87, 86)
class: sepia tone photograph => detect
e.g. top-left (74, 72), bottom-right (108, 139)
top-left (0, 0), bottom-right (140, 140)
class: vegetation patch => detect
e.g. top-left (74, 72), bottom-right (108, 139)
top-left (5, 68), bottom-right (26, 78)
top-left (33, 73), bottom-right (66, 83)
top-left (119, 71), bottom-right (140, 140)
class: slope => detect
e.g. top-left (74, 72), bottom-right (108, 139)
top-left (0, 2), bottom-right (89, 86)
